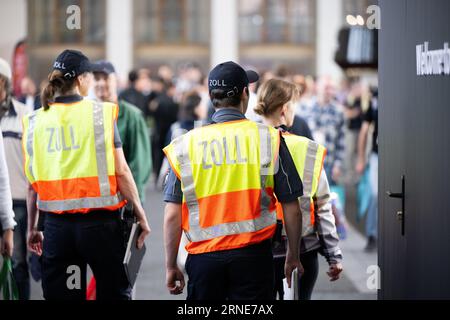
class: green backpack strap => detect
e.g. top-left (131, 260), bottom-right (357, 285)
top-left (0, 257), bottom-right (19, 300)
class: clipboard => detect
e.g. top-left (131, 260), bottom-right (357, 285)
top-left (123, 222), bottom-right (146, 287)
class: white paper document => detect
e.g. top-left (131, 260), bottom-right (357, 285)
top-left (283, 268), bottom-right (299, 300)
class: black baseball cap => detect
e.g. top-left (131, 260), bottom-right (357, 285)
top-left (92, 60), bottom-right (116, 75)
top-left (52, 49), bottom-right (94, 79)
top-left (208, 61), bottom-right (259, 97)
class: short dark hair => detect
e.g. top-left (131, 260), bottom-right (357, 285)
top-left (128, 70), bottom-right (138, 83)
top-left (180, 91), bottom-right (202, 121)
top-left (210, 87), bottom-right (246, 108)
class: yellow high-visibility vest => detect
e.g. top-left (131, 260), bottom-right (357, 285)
top-left (277, 132), bottom-right (326, 235)
top-left (22, 99), bottom-right (125, 213)
top-left (164, 119), bottom-right (280, 254)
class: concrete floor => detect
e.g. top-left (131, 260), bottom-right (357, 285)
top-left (25, 182), bottom-right (377, 300)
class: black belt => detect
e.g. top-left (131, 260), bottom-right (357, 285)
top-left (2, 131), bottom-right (22, 140)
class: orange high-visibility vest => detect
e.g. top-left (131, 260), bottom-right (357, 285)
top-left (163, 119), bottom-right (280, 254)
top-left (22, 99), bottom-right (126, 214)
top-left (276, 132), bottom-right (326, 234)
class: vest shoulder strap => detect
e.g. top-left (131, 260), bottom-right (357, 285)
top-left (282, 133), bottom-right (326, 196)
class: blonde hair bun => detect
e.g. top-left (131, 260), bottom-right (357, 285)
top-left (255, 78), bottom-right (300, 117)
top-left (254, 101), bottom-right (267, 116)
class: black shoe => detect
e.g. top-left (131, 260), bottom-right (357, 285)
top-left (364, 236), bottom-right (377, 252)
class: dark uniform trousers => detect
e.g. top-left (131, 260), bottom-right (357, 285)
top-left (185, 240), bottom-right (274, 300)
top-left (41, 210), bottom-right (131, 300)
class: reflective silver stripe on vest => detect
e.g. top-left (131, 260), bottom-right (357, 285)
top-left (37, 194), bottom-right (121, 212)
top-left (187, 208), bottom-right (276, 242)
top-left (302, 140), bottom-right (319, 195)
top-left (299, 140), bottom-right (320, 234)
top-left (300, 196), bottom-right (312, 213)
top-left (176, 124), bottom-right (276, 243)
top-left (257, 123), bottom-right (273, 210)
top-left (92, 101), bottom-right (111, 197)
top-left (300, 196), bottom-right (314, 234)
top-left (26, 112), bottom-right (37, 181)
top-left (173, 135), bottom-right (201, 232)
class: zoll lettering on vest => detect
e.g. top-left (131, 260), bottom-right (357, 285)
top-left (199, 136), bottom-right (248, 169)
top-left (163, 120), bottom-right (280, 254)
top-left (22, 100), bottom-right (125, 213)
top-left (416, 42), bottom-right (450, 76)
top-left (46, 126), bottom-right (80, 153)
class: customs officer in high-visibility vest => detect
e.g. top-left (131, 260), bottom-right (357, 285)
top-left (23, 50), bottom-right (150, 300)
top-left (163, 61), bottom-right (304, 300)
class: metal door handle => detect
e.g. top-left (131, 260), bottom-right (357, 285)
top-left (386, 175), bottom-right (406, 236)
top-left (387, 192), bottom-right (403, 199)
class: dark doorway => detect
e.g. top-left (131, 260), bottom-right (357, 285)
top-left (379, 0), bottom-right (450, 299)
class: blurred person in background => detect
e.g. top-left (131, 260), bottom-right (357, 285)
top-left (174, 63), bottom-right (203, 101)
top-left (148, 76), bottom-right (178, 180)
top-left (119, 69), bottom-right (151, 115)
top-left (158, 64), bottom-right (174, 84)
top-left (255, 78), bottom-right (342, 300)
top-left (298, 76), bottom-right (345, 186)
top-left (298, 77), bottom-right (346, 238)
top-left (148, 75), bottom-right (166, 102)
top-left (255, 70), bottom-right (275, 93)
top-left (288, 74), bottom-right (313, 140)
top-left (335, 78), bottom-right (350, 106)
top-left (157, 90), bottom-right (208, 188)
top-left (166, 80), bottom-right (178, 101)
top-left (166, 90), bottom-right (207, 143)
top-left (0, 126), bottom-right (16, 260)
top-left (297, 75), bottom-right (317, 111)
top-left (292, 74), bottom-right (306, 94)
top-left (356, 87), bottom-right (379, 252)
top-left (196, 76), bottom-right (216, 123)
top-left (0, 58), bottom-right (17, 295)
top-left (244, 71), bottom-right (261, 122)
top-left (197, 75), bottom-right (211, 111)
top-left (92, 60), bottom-right (152, 203)
top-left (274, 64), bottom-right (291, 81)
top-left (342, 79), bottom-right (364, 184)
top-left (0, 57), bottom-right (29, 299)
top-left (18, 76), bottom-right (40, 111)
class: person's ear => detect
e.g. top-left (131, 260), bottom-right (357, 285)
top-left (281, 103), bottom-right (288, 117)
top-left (76, 74), bottom-right (84, 87)
top-left (243, 86), bottom-right (249, 97)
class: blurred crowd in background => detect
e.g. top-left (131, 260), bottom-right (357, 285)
top-left (0, 55), bottom-right (379, 299)
top-left (14, 61), bottom-right (379, 245)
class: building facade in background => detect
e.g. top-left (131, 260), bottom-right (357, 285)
top-left (0, 0), bottom-right (377, 83)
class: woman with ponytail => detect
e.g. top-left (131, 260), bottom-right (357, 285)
top-left (40, 70), bottom-right (84, 110)
top-left (23, 50), bottom-right (150, 300)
